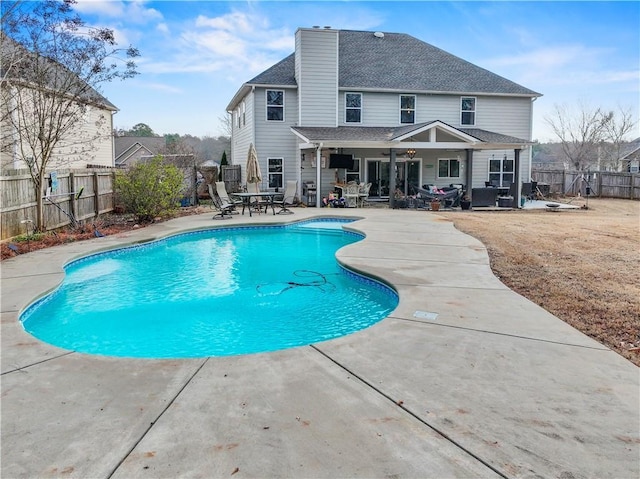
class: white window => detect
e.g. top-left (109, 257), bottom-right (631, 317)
top-left (400, 95), bottom-right (416, 124)
top-left (236, 109), bottom-right (240, 128)
top-left (266, 90), bottom-right (284, 121)
top-left (345, 93), bottom-right (362, 123)
top-left (461, 97), bottom-right (476, 126)
top-left (241, 101), bottom-right (246, 126)
top-left (488, 154), bottom-right (514, 187)
top-left (438, 158), bottom-right (461, 179)
top-left (268, 157), bottom-right (283, 188)
top-left (346, 158), bottom-right (361, 183)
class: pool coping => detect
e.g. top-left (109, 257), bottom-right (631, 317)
top-left (1, 208), bottom-right (638, 478)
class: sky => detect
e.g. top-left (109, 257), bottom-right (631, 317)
top-left (72, 0), bottom-right (640, 142)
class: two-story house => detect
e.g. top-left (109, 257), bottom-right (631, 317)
top-left (226, 27), bottom-right (541, 207)
top-left (0, 34), bottom-right (117, 171)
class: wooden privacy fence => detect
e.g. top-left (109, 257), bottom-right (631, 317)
top-left (532, 169), bottom-right (640, 200)
top-left (1, 168), bottom-right (115, 240)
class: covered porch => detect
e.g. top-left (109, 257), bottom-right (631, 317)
top-left (291, 121), bottom-right (532, 208)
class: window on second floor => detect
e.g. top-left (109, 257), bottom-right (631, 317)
top-left (461, 97), bottom-right (476, 126)
top-left (438, 158), bottom-right (460, 179)
top-left (345, 93), bottom-right (362, 123)
top-left (241, 101), bottom-right (246, 126)
top-left (400, 95), bottom-right (416, 124)
top-left (268, 157), bottom-right (283, 188)
top-left (266, 90), bottom-right (284, 121)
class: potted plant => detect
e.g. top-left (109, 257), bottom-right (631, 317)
top-left (430, 197), bottom-right (441, 211)
top-left (460, 195), bottom-right (471, 210)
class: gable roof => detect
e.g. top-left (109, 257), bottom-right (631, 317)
top-left (114, 136), bottom-right (166, 165)
top-left (337, 30), bottom-right (539, 96)
top-left (228, 29), bottom-right (540, 110)
top-left (1, 33), bottom-right (117, 111)
top-left (291, 122), bottom-right (530, 148)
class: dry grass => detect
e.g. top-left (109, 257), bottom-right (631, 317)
top-left (3, 199), bottom-right (638, 366)
top-left (439, 198), bottom-right (640, 366)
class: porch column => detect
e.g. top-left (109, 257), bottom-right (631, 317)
top-left (389, 149), bottom-right (397, 209)
top-left (514, 148), bottom-right (521, 208)
top-left (465, 149), bottom-right (473, 194)
top-left (315, 144), bottom-right (322, 208)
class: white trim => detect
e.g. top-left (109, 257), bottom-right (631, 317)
top-left (267, 157), bottom-right (284, 188)
top-left (460, 96), bottom-right (476, 126)
top-left (345, 92), bottom-right (362, 124)
top-left (266, 89), bottom-right (285, 122)
top-left (399, 94), bottom-right (416, 124)
top-left (437, 157), bottom-right (462, 180)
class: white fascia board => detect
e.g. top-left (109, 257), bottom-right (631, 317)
top-left (337, 87), bottom-right (542, 98)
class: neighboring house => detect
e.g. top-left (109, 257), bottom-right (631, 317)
top-left (114, 136), bottom-right (166, 168)
top-left (226, 27), bottom-right (542, 206)
top-left (618, 138), bottom-right (640, 173)
top-left (0, 34), bottom-right (117, 171)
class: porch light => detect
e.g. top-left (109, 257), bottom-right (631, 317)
top-left (406, 148), bottom-right (416, 159)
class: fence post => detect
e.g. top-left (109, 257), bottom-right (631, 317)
top-left (69, 172), bottom-right (76, 223)
top-left (93, 171), bottom-right (99, 216)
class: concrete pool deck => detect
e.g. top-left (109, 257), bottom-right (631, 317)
top-left (1, 207), bottom-right (638, 479)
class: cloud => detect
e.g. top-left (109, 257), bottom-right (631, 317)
top-left (141, 10), bottom-right (293, 76)
top-left (74, 0), bottom-right (162, 24)
top-left (144, 82), bottom-right (184, 94)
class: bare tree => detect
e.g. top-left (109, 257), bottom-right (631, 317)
top-left (218, 112), bottom-right (232, 137)
top-left (545, 102), bottom-right (612, 171)
top-left (599, 106), bottom-right (638, 171)
top-left (546, 102), bottom-right (638, 171)
top-left (0, 0), bottom-right (139, 230)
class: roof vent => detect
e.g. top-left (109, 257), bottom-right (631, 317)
top-left (323, 26), bottom-right (331, 29)
top-left (312, 25), bottom-right (320, 29)
top-left (374, 31), bottom-right (384, 38)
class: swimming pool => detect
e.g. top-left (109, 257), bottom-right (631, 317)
top-left (20, 219), bottom-right (398, 359)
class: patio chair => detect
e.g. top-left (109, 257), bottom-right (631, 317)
top-left (208, 184), bottom-right (234, 220)
top-left (215, 181), bottom-right (242, 213)
top-left (358, 182), bottom-right (371, 207)
top-left (521, 182), bottom-right (535, 202)
top-left (275, 180), bottom-right (298, 214)
top-left (343, 183), bottom-right (360, 207)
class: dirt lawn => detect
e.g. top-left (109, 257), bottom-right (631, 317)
top-left (438, 198), bottom-right (639, 366)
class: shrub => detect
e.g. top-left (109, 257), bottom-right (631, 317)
top-left (115, 156), bottom-right (184, 222)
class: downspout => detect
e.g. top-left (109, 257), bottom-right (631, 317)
top-left (315, 142), bottom-right (323, 208)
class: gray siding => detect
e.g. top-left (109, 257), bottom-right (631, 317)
top-left (254, 87), bottom-right (300, 190)
top-left (296, 28), bottom-right (338, 127)
top-left (230, 91), bottom-right (255, 184)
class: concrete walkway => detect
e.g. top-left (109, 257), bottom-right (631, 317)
top-left (1, 208), bottom-right (638, 479)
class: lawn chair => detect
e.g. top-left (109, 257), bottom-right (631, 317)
top-left (208, 184), bottom-right (234, 220)
top-left (215, 181), bottom-right (242, 213)
top-left (275, 180), bottom-right (297, 214)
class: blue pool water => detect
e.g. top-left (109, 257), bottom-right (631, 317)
top-left (21, 219), bottom-right (398, 359)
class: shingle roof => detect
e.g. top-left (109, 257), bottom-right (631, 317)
top-left (291, 124), bottom-right (530, 145)
top-left (245, 29), bottom-right (540, 97)
top-left (1, 33), bottom-right (118, 110)
top-left (337, 30), bottom-right (539, 96)
top-left (114, 136), bottom-right (165, 158)
top-left (248, 53), bottom-right (296, 85)
top-left (458, 128), bottom-right (530, 144)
